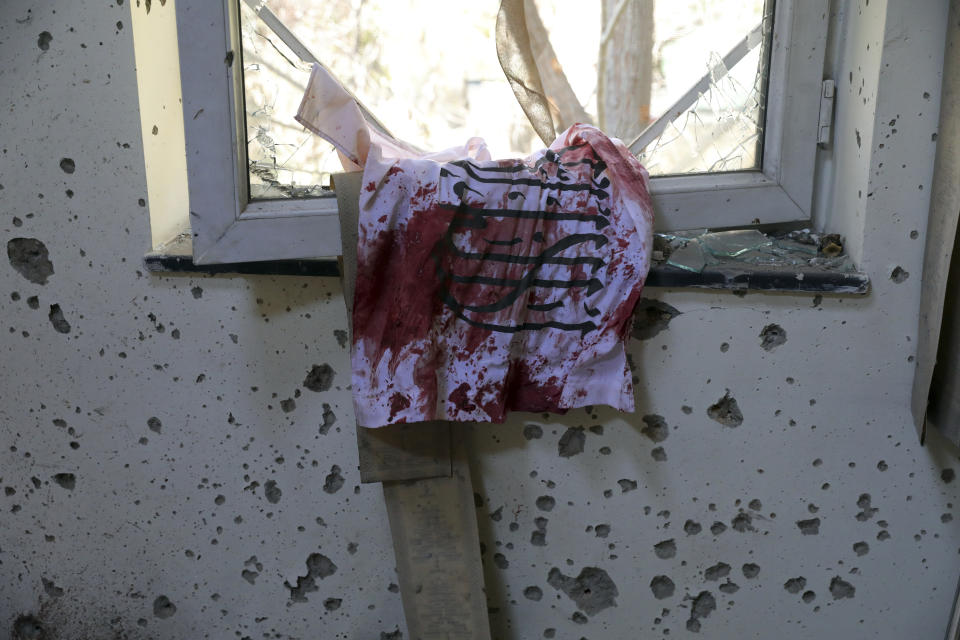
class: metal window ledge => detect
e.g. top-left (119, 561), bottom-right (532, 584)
top-left (143, 252), bottom-right (868, 294)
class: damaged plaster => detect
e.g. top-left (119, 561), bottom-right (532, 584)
top-left (2, 1), bottom-right (960, 639)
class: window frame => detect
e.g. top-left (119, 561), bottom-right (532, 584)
top-left (174, 0), bottom-right (830, 265)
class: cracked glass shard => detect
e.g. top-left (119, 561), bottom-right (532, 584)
top-left (666, 240), bottom-right (707, 273)
top-left (700, 229), bottom-right (771, 257)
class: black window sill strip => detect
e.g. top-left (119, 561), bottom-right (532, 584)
top-left (143, 253), bottom-right (869, 294)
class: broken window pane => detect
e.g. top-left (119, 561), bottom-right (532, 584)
top-left (239, 0), bottom-right (774, 201)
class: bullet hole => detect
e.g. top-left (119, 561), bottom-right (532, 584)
top-left (147, 417), bottom-right (162, 433)
top-left (641, 414), bottom-right (669, 442)
top-left (717, 581), bottom-right (739, 595)
top-left (784, 577), bottom-right (807, 594)
top-left (942, 469), bottom-right (955, 484)
top-left (516, 423), bottom-right (545, 443)
top-left (319, 403), bottom-right (337, 435)
top-left (531, 517), bottom-right (548, 546)
top-left (855, 129), bottom-right (861, 147)
top-left (595, 524), bottom-right (611, 538)
top-left (12, 615), bottom-right (45, 640)
top-left (321, 597), bottom-right (342, 612)
top-left (796, 518), bottom-right (821, 535)
top-left (153, 595), bottom-right (177, 618)
top-left (890, 266), bottom-right (909, 283)
top-left (59, 158), bottom-right (75, 174)
top-left (264, 480), bottom-right (282, 503)
top-left (631, 299), bottom-right (681, 340)
top-left (877, 530), bottom-right (891, 541)
top-left (682, 405), bottom-right (693, 414)
top-left (800, 590), bottom-right (817, 603)
top-left (214, 494), bottom-right (225, 506)
top-left (489, 506), bottom-right (503, 522)
top-left (547, 566), bottom-right (619, 615)
top-left (558, 427), bottom-right (585, 457)
top-left (686, 591), bottom-right (716, 633)
top-left (26, 296), bottom-right (39, 309)
top-left (856, 494), bottom-right (878, 521)
top-left (493, 553), bottom-right (509, 569)
top-left (37, 31), bottom-right (53, 50)
top-left (942, 513), bottom-right (954, 523)
top-left (47, 304), bottom-right (70, 334)
top-left (225, 50), bottom-right (234, 66)
top-left (707, 391), bottom-right (743, 427)
top-left (41, 577), bottom-right (63, 598)
top-left (710, 521), bottom-right (727, 535)
top-left (285, 553), bottom-right (337, 603)
top-left (52, 473), bottom-right (75, 490)
top-left (720, 342), bottom-right (729, 353)
top-left (323, 465), bottom-right (344, 494)
top-left (7, 238), bottom-right (54, 284)
top-left (742, 563), bottom-right (761, 579)
top-left (618, 478), bottom-right (637, 493)
top-left (877, 460), bottom-right (888, 471)
top-left (523, 586), bottom-right (543, 601)
top-left (684, 520), bottom-right (702, 536)
top-left (853, 541), bottom-right (869, 556)
top-left (280, 398), bottom-right (296, 413)
top-left (303, 364), bottom-right (335, 392)
top-left (654, 539), bottom-right (676, 559)
top-left (650, 575), bottom-right (675, 599)
top-left (380, 630), bottom-right (402, 640)
top-left (759, 324), bottom-right (787, 351)
top-left (829, 576), bottom-right (856, 599)
top-left (704, 562), bottom-right (730, 581)
top-left (535, 495), bottom-right (555, 511)
top-left (191, 286), bottom-right (203, 299)
top-left (731, 512), bottom-right (754, 532)
top-left (649, 446), bottom-right (666, 461)
top-left (334, 329), bottom-right (348, 348)
top-left (748, 499), bottom-right (762, 511)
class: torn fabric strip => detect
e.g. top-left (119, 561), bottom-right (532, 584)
top-left (297, 65), bottom-right (653, 428)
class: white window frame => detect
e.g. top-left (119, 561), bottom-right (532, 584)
top-left (174, 0), bottom-right (830, 265)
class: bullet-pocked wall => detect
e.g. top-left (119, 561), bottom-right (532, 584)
top-left (2, 1), bottom-right (959, 639)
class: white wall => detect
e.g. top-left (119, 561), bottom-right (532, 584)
top-left (1, 1), bottom-right (959, 639)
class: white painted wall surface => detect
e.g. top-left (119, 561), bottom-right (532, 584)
top-left (1, 1), bottom-right (958, 639)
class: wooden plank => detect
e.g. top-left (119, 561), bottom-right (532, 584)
top-left (383, 439), bottom-right (492, 640)
top-left (334, 172), bottom-right (452, 483)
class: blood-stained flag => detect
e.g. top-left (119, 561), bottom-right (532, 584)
top-left (351, 124), bottom-right (653, 428)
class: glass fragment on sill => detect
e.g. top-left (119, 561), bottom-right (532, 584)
top-left (699, 229), bottom-right (771, 257)
top-left (666, 240), bottom-right (707, 273)
top-left (656, 229), bottom-right (857, 273)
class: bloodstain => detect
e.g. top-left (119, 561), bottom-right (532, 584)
top-left (449, 382), bottom-right (476, 413)
top-left (388, 392), bottom-right (410, 421)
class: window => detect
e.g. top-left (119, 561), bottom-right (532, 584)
top-left (154, 0), bottom-right (830, 264)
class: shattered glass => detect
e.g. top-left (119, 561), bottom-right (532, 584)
top-left (238, 0), bottom-right (774, 201)
top-left (633, 0), bottom-right (774, 176)
top-left (658, 229), bottom-right (858, 274)
top-left (239, 1), bottom-right (340, 200)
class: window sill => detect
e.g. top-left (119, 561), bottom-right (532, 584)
top-left (143, 235), bottom-right (869, 294)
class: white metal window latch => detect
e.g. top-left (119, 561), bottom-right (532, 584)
top-left (817, 79), bottom-right (836, 147)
